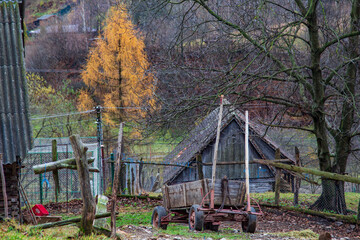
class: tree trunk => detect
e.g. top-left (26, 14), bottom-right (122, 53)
top-left (111, 123), bottom-right (123, 238)
top-left (311, 179), bottom-right (347, 214)
top-left (69, 135), bottom-right (96, 235)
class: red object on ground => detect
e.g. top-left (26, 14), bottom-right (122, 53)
top-left (32, 204), bottom-right (49, 216)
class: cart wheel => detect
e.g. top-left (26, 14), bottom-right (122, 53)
top-left (210, 224), bottom-right (220, 232)
top-left (151, 206), bottom-right (168, 230)
top-left (242, 207), bottom-right (257, 233)
top-left (189, 204), bottom-right (204, 231)
top-left (204, 222), bottom-right (220, 232)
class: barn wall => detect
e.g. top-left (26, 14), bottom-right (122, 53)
top-left (0, 163), bottom-right (21, 220)
top-left (201, 120), bottom-right (273, 179)
top-left (170, 120), bottom-right (275, 192)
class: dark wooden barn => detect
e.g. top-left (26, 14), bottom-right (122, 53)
top-left (0, 0), bottom-right (32, 220)
top-left (163, 100), bottom-right (295, 193)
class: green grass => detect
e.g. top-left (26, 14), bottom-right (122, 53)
top-left (275, 229), bottom-right (318, 239)
top-left (115, 211), bottom-right (152, 226)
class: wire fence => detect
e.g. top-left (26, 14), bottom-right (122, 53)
top-left (251, 171), bottom-right (360, 220)
top-left (21, 137), bottom-right (100, 205)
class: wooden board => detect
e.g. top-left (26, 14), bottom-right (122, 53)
top-left (162, 179), bottom-right (245, 210)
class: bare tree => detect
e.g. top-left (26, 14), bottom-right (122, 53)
top-left (138, 0), bottom-right (360, 214)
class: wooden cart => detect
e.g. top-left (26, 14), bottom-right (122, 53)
top-left (151, 178), bottom-right (261, 233)
top-left (152, 100), bottom-right (261, 233)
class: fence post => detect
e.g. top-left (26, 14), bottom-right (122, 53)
top-left (39, 153), bottom-right (43, 204)
top-left (110, 153), bottom-right (114, 186)
top-left (52, 139), bottom-right (60, 203)
top-left (274, 149), bottom-right (281, 206)
top-left (39, 173), bottom-right (43, 204)
top-left (294, 147), bottom-right (301, 206)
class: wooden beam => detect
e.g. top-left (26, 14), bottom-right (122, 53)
top-left (59, 164), bottom-right (100, 172)
top-left (253, 159), bottom-right (360, 184)
top-left (30, 212), bottom-right (113, 230)
top-left (201, 159), bottom-right (291, 166)
top-left (107, 160), bottom-right (195, 168)
top-left (0, 154), bottom-right (8, 219)
top-left (33, 157), bottom-right (95, 174)
top-left (261, 204), bottom-right (360, 224)
top-left (69, 135), bottom-right (96, 236)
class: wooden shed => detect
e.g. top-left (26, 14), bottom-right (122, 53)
top-left (163, 100), bottom-right (295, 193)
top-left (0, 0), bottom-right (32, 220)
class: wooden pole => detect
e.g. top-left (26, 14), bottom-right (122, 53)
top-left (274, 149), bottom-right (281, 206)
top-left (196, 154), bottom-right (204, 180)
top-left (19, 181), bottom-right (37, 224)
top-left (245, 110), bottom-right (251, 212)
top-left (253, 159), bottom-right (360, 184)
top-left (210, 95), bottom-right (224, 209)
top-left (294, 147), bottom-right (301, 206)
top-left (52, 140), bottom-right (60, 202)
top-left (69, 135), bottom-right (95, 235)
top-left (0, 154), bottom-right (8, 219)
top-left (111, 122), bottom-right (123, 238)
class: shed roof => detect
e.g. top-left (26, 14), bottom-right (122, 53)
top-left (0, 0), bottom-right (32, 164)
top-left (37, 14), bottom-right (55, 21)
top-left (163, 99), bottom-right (295, 183)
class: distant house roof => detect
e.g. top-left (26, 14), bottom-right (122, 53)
top-left (37, 14), bottom-right (56, 21)
top-left (163, 99), bottom-right (295, 183)
top-left (0, 0), bottom-right (32, 164)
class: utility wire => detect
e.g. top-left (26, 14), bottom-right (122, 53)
top-left (30, 110), bottom-right (95, 120)
top-left (32, 119), bottom-right (95, 128)
top-left (101, 107), bottom-right (145, 109)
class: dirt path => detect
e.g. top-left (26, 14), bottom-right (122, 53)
top-left (43, 198), bottom-right (360, 239)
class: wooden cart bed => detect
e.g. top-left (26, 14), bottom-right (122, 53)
top-left (162, 178), bottom-right (246, 210)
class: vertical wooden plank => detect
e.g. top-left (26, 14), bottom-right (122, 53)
top-left (182, 184), bottom-right (187, 206)
top-left (196, 154), bottom-right (204, 180)
top-left (164, 185), bottom-right (171, 210)
top-left (0, 154), bottom-right (8, 218)
top-left (52, 140), bottom-right (60, 203)
top-left (131, 167), bottom-right (135, 195)
top-left (127, 164), bottom-right (131, 195)
top-left (274, 148), bottom-right (281, 206)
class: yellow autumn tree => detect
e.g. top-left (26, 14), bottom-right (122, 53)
top-left (78, 4), bottom-right (155, 125)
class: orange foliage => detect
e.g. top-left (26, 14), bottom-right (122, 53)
top-left (79, 4), bottom-right (156, 125)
